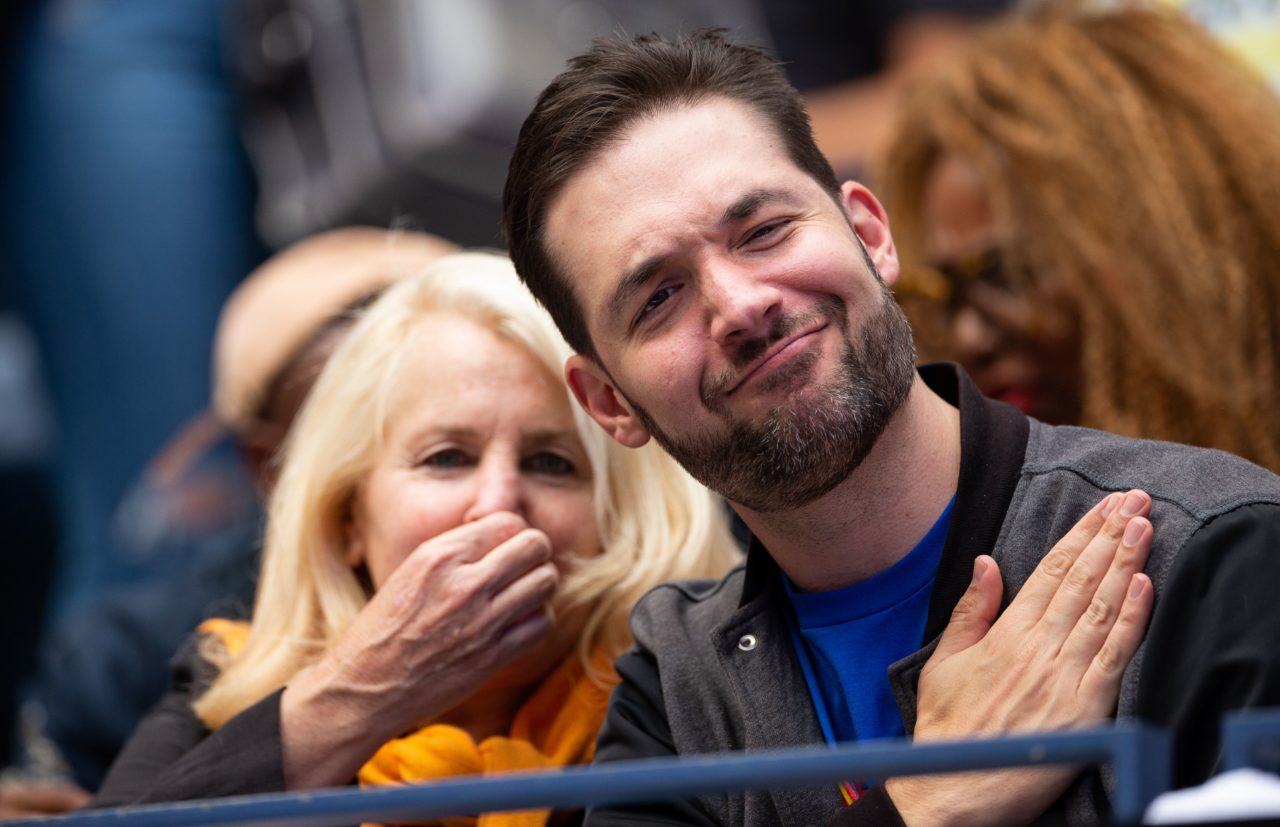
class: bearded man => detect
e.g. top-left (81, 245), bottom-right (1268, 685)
top-left (502, 29), bottom-right (1280, 827)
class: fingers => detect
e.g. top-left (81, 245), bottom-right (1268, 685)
top-left (493, 601), bottom-right (557, 659)
top-left (1056, 510), bottom-right (1152, 668)
top-left (1005, 491), bottom-right (1145, 625)
top-left (1036, 490), bottom-right (1151, 639)
top-left (1074, 572), bottom-right (1153, 712)
top-left (1001, 493), bottom-right (1112, 621)
top-left (484, 527), bottom-right (558, 615)
top-left (457, 526), bottom-right (558, 657)
top-left (363, 514), bottom-right (554, 649)
top-left (471, 526), bottom-right (554, 594)
top-left (931, 555), bottom-right (1004, 661)
top-left (442, 511), bottom-right (530, 563)
top-left (484, 541), bottom-right (559, 623)
top-left (459, 535), bottom-right (557, 671)
top-left (905, 489), bottom-right (1159, 824)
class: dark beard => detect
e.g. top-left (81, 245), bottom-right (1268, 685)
top-left (627, 281), bottom-right (917, 513)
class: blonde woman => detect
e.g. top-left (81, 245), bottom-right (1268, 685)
top-left (93, 252), bottom-right (741, 823)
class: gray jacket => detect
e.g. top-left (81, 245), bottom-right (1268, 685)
top-left (586, 364), bottom-right (1280, 827)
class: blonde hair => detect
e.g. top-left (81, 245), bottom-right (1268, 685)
top-left (882, 5), bottom-right (1280, 470)
top-left (194, 252), bottom-right (740, 728)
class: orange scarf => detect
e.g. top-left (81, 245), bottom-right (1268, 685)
top-left (198, 619), bottom-right (616, 827)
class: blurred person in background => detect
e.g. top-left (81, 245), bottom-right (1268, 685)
top-left (0, 0), bottom-right (62, 805)
top-left (763, 0), bottom-right (1012, 181)
top-left (0, 310), bottom-right (66, 814)
top-left (881, 3), bottom-right (1280, 472)
top-left (91, 252), bottom-right (741, 825)
top-left (1, 228), bottom-right (455, 815)
top-left (2, 0), bottom-right (262, 738)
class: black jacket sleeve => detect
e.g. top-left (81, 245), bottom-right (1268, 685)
top-left (1135, 502), bottom-right (1280, 788)
top-left (91, 637), bottom-right (286, 807)
top-left (584, 650), bottom-right (906, 827)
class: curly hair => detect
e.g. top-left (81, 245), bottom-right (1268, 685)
top-left (882, 5), bottom-right (1280, 471)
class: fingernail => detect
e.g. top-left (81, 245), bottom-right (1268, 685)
top-left (1128, 574), bottom-right (1147, 600)
top-left (971, 557), bottom-right (987, 586)
top-left (1101, 493), bottom-right (1119, 518)
top-left (1123, 518), bottom-right (1146, 546)
top-left (1120, 491), bottom-right (1145, 517)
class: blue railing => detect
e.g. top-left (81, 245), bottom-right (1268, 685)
top-left (1223, 707), bottom-right (1280, 774)
top-left (8, 711), bottom-right (1280, 827)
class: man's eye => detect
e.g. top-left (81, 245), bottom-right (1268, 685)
top-left (745, 220), bottom-right (785, 245)
top-left (525, 452), bottom-right (575, 476)
top-left (423, 449), bottom-right (470, 469)
top-left (638, 284), bottom-right (678, 320)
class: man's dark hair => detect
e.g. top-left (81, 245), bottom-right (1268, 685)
top-left (502, 29), bottom-right (840, 359)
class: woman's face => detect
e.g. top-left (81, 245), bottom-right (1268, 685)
top-left (919, 154), bottom-right (1082, 424)
top-left (346, 312), bottom-right (599, 609)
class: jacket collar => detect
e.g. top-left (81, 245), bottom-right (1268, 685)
top-left (739, 362), bottom-right (1030, 631)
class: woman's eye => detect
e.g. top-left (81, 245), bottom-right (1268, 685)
top-left (423, 449), bottom-right (470, 469)
top-left (525, 452), bottom-right (575, 476)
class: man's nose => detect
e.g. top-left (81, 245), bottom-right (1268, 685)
top-left (463, 460), bottom-right (524, 523)
top-left (704, 259), bottom-right (782, 346)
top-left (949, 305), bottom-right (1001, 367)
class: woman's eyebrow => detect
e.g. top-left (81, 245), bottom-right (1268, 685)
top-left (521, 428), bottom-right (579, 450)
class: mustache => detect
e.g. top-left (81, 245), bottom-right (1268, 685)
top-left (700, 300), bottom-right (843, 405)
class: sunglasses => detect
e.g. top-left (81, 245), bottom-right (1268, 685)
top-left (901, 248), bottom-right (1017, 314)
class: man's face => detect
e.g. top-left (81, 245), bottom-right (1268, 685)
top-left (544, 98), bottom-right (916, 512)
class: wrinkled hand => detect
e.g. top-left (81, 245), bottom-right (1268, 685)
top-left (281, 512), bottom-right (558, 788)
top-left (886, 490), bottom-right (1155, 827)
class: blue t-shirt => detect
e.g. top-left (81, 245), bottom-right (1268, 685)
top-left (784, 497), bottom-right (955, 745)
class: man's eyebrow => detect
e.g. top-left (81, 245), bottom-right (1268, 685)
top-left (722, 188), bottom-right (795, 224)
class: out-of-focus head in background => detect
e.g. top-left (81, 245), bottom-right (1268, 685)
top-left (212, 226), bottom-right (457, 489)
top-left (882, 4), bottom-right (1280, 472)
top-left (2, 227), bottom-right (459, 811)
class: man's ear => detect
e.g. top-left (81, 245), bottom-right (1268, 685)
top-left (565, 355), bottom-right (651, 448)
top-left (840, 181), bottom-right (901, 288)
